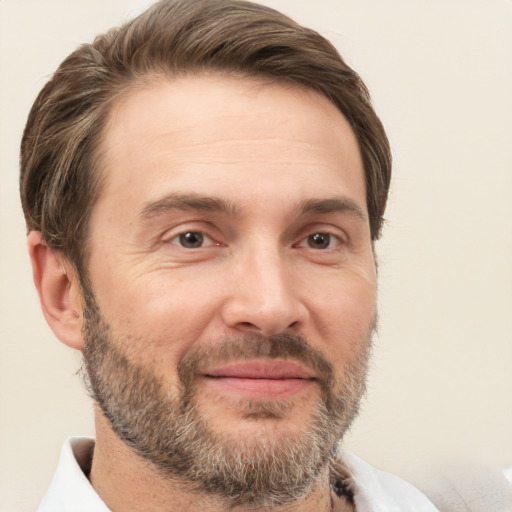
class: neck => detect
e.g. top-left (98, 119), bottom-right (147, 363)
top-left (89, 410), bottom-right (343, 512)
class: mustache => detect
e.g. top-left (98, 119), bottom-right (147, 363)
top-left (177, 333), bottom-right (335, 393)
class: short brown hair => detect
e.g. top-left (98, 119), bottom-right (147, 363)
top-left (20, 0), bottom-right (391, 275)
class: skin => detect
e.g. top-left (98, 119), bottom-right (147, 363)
top-left (29, 74), bottom-right (376, 511)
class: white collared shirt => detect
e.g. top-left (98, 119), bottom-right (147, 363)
top-left (37, 437), bottom-right (439, 511)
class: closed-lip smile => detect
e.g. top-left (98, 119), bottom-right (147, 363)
top-left (201, 360), bottom-right (316, 398)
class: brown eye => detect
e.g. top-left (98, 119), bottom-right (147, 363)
top-left (178, 232), bottom-right (204, 248)
top-left (307, 233), bottom-right (331, 249)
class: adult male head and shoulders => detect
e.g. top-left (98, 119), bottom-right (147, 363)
top-left (20, 0), bottom-right (438, 510)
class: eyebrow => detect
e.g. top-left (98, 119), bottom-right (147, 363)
top-left (139, 193), bottom-right (238, 222)
top-left (138, 193), bottom-right (366, 224)
top-left (297, 197), bottom-right (367, 221)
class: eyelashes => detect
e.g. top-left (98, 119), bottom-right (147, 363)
top-left (294, 232), bottom-right (343, 250)
top-left (168, 231), bottom-right (218, 249)
top-left (165, 229), bottom-right (345, 251)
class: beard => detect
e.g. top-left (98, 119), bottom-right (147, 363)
top-left (82, 295), bottom-right (374, 508)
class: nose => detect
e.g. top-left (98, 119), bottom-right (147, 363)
top-left (220, 248), bottom-right (308, 336)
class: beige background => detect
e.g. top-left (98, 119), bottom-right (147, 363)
top-left (1, 1), bottom-right (511, 510)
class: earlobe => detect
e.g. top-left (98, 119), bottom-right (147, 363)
top-left (27, 231), bottom-right (85, 350)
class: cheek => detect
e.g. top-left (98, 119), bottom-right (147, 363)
top-left (92, 266), bottom-right (226, 361)
top-left (306, 264), bottom-right (376, 353)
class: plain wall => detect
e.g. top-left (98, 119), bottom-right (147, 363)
top-left (1, 1), bottom-right (511, 510)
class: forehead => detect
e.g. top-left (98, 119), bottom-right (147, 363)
top-left (94, 74), bottom-right (366, 219)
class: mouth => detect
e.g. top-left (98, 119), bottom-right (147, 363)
top-left (201, 360), bottom-right (316, 399)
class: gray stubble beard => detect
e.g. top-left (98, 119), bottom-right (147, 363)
top-left (82, 296), bottom-right (373, 508)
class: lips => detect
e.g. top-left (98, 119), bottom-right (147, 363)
top-left (204, 360), bottom-right (315, 379)
top-left (202, 360), bottom-right (315, 398)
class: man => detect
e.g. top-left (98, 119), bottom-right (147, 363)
top-left (20, 0), bottom-right (438, 510)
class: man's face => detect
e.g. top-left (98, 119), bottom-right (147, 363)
top-left (82, 74), bottom-right (377, 504)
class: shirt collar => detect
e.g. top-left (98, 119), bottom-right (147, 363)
top-left (37, 437), bottom-right (109, 512)
top-left (339, 450), bottom-right (438, 512)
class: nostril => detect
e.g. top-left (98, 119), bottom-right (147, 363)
top-left (221, 293), bottom-right (307, 336)
top-left (239, 321), bottom-right (257, 329)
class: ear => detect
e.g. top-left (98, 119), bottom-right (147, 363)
top-left (27, 231), bottom-right (85, 350)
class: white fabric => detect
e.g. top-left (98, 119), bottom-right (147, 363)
top-left (340, 450), bottom-right (438, 511)
top-left (38, 437), bottom-right (438, 511)
top-left (37, 438), bottom-right (109, 512)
